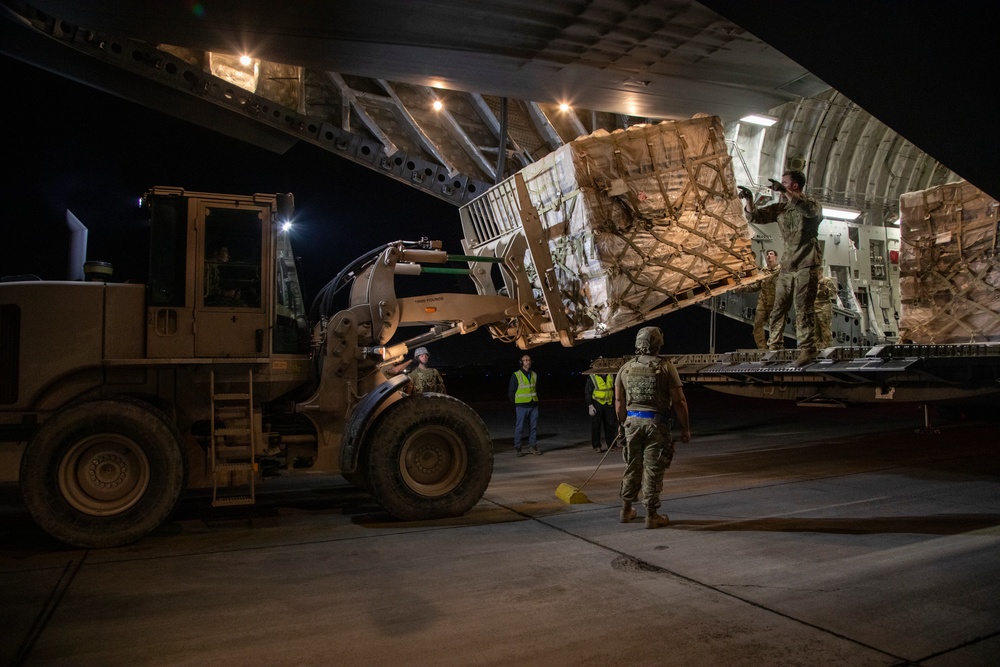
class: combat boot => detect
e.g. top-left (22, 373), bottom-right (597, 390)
top-left (794, 349), bottom-right (817, 367)
top-left (619, 501), bottom-right (636, 523)
top-left (645, 511), bottom-right (670, 529)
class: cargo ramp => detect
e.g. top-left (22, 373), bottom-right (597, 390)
top-left (589, 344), bottom-right (1000, 406)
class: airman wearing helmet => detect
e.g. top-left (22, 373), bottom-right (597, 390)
top-left (614, 326), bottom-right (691, 529)
top-left (634, 326), bottom-right (664, 354)
top-left (408, 346), bottom-right (446, 394)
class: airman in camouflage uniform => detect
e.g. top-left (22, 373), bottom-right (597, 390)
top-left (614, 327), bottom-right (691, 529)
top-left (741, 170), bottom-right (824, 366)
top-left (408, 347), bottom-right (447, 394)
top-left (740, 249), bottom-right (780, 349)
top-left (814, 276), bottom-right (837, 349)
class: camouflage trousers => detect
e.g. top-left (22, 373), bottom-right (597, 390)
top-left (620, 418), bottom-right (675, 511)
top-left (752, 296), bottom-right (774, 349)
top-left (814, 301), bottom-right (833, 349)
top-left (768, 265), bottom-right (821, 353)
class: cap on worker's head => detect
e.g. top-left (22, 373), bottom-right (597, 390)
top-left (414, 347), bottom-right (429, 358)
top-left (635, 326), bottom-right (663, 354)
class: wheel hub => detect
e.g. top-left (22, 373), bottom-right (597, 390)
top-left (412, 444), bottom-right (445, 477)
top-left (59, 433), bottom-right (151, 516)
top-left (89, 453), bottom-right (129, 488)
top-left (400, 426), bottom-right (467, 496)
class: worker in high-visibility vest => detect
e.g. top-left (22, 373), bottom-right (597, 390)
top-left (507, 354), bottom-right (541, 456)
top-left (585, 370), bottom-right (618, 452)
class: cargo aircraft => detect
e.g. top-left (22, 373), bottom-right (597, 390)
top-left (0, 1), bottom-right (994, 349)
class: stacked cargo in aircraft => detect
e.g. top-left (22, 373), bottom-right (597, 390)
top-left (898, 180), bottom-right (1000, 343)
top-left (460, 115), bottom-right (759, 348)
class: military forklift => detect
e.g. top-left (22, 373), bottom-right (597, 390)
top-left (0, 187), bottom-right (521, 548)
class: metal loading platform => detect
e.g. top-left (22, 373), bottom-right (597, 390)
top-left (589, 344), bottom-right (1000, 405)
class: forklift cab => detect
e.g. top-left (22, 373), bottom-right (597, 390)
top-left (144, 187), bottom-right (308, 359)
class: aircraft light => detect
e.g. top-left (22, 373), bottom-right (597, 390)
top-left (822, 207), bottom-right (862, 220)
top-left (740, 114), bottom-right (778, 127)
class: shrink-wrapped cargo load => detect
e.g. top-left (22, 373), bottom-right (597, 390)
top-left (460, 115), bottom-right (759, 348)
top-left (899, 180), bottom-right (1000, 343)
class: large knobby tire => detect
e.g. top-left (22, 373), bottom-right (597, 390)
top-left (342, 435), bottom-right (372, 491)
top-left (20, 398), bottom-right (187, 548)
top-left (340, 453), bottom-right (370, 491)
top-left (365, 393), bottom-right (493, 520)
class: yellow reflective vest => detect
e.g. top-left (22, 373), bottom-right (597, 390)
top-left (592, 374), bottom-right (614, 405)
top-left (514, 370), bottom-right (537, 404)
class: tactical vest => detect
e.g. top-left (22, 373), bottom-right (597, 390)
top-left (410, 367), bottom-right (442, 394)
top-left (624, 356), bottom-right (670, 413)
top-left (592, 374), bottom-right (613, 405)
top-left (514, 370), bottom-right (537, 404)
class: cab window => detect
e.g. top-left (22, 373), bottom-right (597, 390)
top-left (202, 207), bottom-right (262, 308)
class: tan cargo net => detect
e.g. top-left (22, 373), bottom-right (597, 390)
top-left (899, 180), bottom-right (1000, 343)
top-left (461, 115), bottom-right (758, 347)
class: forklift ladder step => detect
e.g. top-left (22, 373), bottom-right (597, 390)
top-left (216, 444), bottom-right (252, 452)
top-left (212, 495), bottom-right (255, 507)
top-left (214, 462), bottom-right (255, 473)
top-left (210, 369), bottom-right (256, 509)
top-left (214, 392), bottom-right (251, 400)
top-left (215, 427), bottom-right (251, 436)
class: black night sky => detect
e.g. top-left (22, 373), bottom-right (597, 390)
top-left (0, 53), bottom-right (750, 384)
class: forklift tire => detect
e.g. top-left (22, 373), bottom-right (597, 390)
top-left (343, 434), bottom-right (372, 491)
top-left (20, 397), bottom-right (187, 548)
top-left (365, 393), bottom-right (493, 520)
top-left (340, 449), bottom-right (370, 492)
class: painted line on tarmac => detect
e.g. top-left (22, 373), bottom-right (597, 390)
top-left (485, 496), bottom-right (911, 664)
top-left (676, 496), bottom-right (894, 529)
top-left (12, 552), bottom-right (88, 666)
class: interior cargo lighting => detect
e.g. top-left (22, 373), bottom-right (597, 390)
top-left (239, 54), bottom-right (252, 67)
top-left (281, 221), bottom-right (292, 232)
top-left (740, 114), bottom-right (778, 127)
top-left (432, 100), bottom-right (443, 111)
top-left (822, 207), bottom-right (862, 220)
top-left (559, 103), bottom-right (571, 112)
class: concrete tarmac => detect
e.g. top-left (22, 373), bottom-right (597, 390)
top-left (1, 389), bottom-right (999, 666)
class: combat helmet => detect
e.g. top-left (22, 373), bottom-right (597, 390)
top-left (414, 347), bottom-right (429, 358)
top-left (635, 326), bottom-right (663, 354)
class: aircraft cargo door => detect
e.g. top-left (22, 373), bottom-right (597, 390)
top-left (195, 200), bottom-right (269, 357)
